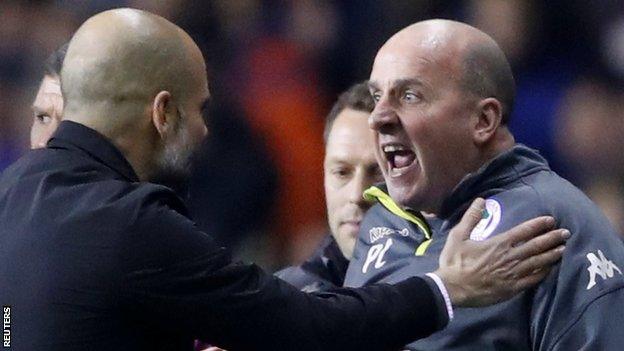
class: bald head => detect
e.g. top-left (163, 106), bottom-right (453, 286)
top-left (380, 19), bottom-right (515, 123)
top-left (61, 8), bottom-right (210, 182)
top-left (368, 19), bottom-right (517, 212)
top-left (62, 8), bottom-right (208, 133)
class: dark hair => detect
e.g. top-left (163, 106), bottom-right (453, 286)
top-left (460, 43), bottom-right (516, 124)
top-left (323, 81), bottom-right (375, 142)
top-left (44, 43), bottom-right (69, 78)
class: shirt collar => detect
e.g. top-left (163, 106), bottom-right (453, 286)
top-left (47, 120), bottom-right (140, 182)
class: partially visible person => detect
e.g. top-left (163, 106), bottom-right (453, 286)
top-left (30, 44), bottom-right (67, 149)
top-left (277, 82), bottom-right (379, 291)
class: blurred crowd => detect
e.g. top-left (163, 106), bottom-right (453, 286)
top-left (1, 0), bottom-right (623, 269)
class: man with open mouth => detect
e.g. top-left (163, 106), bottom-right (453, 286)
top-left (345, 19), bottom-right (624, 350)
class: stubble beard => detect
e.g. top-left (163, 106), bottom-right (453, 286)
top-left (152, 119), bottom-right (195, 191)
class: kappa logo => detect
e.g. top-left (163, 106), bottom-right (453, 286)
top-left (586, 250), bottom-right (622, 290)
top-left (369, 227), bottom-right (409, 244)
top-left (470, 199), bottom-right (502, 241)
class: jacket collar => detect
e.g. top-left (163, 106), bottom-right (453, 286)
top-left (438, 144), bottom-right (550, 219)
top-left (47, 121), bottom-right (140, 182)
top-left (364, 184), bottom-right (432, 239)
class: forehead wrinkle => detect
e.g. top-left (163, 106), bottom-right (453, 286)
top-left (39, 90), bottom-right (62, 98)
top-left (372, 50), bottom-right (438, 84)
top-left (394, 78), bottom-right (427, 90)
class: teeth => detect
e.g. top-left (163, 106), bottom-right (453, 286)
top-left (383, 144), bottom-right (407, 153)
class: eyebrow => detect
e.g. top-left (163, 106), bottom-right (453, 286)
top-left (325, 158), bottom-right (352, 164)
top-left (31, 101), bottom-right (50, 114)
top-left (367, 81), bottom-right (380, 92)
top-left (368, 78), bottom-right (426, 91)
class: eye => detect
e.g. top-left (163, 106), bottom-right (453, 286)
top-left (332, 167), bottom-right (352, 179)
top-left (371, 91), bottom-right (381, 103)
top-left (403, 91), bottom-right (420, 103)
top-left (35, 113), bottom-right (52, 124)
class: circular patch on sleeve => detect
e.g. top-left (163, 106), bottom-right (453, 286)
top-left (470, 198), bottom-right (502, 241)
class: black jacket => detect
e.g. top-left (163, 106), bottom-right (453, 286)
top-left (276, 235), bottom-right (348, 292)
top-left (0, 121), bottom-right (449, 351)
top-left (346, 145), bottom-right (624, 350)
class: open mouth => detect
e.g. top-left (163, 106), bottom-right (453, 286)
top-left (382, 143), bottom-right (417, 176)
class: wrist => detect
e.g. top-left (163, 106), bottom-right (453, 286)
top-left (426, 272), bottom-right (454, 321)
top-left (432, 269), bottom-right (466, 307)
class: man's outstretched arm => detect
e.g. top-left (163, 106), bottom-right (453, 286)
top-left (123, 197), bottom-right (566, 350)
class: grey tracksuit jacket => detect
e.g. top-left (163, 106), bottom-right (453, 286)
top-left (345, 145), bottom-right (624, 350)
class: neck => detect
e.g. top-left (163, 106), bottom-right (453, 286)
top-left (113, 134), bottom-right (157, 182)
top-left (426, 127), bottom-right (515, 216)
top-left (481, 126), bottom-right (515, 163)
top-left (63, 112), bottom-right (158, 182)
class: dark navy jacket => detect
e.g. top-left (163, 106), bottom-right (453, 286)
top-left (276, 235), bottom-right (348, 292)
top-left (0, 121), bottom-right (450, 350)
top-left (345, 145), bottom-right (624, 350)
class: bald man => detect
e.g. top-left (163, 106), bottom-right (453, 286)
top-left (345, 19), bottom-right (624, 350)
top-left (0, 10), bottom-right (566, 350)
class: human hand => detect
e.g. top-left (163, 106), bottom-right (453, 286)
top-left (434, 198), bottom-right (568, 307)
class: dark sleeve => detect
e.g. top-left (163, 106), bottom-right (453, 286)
top-left (120, 196), bottom-right (449, 351)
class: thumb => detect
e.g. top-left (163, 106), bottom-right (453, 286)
top-left (449, 197), bottom-right (486, 243)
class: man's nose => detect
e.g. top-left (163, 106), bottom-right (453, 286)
top-left (347, 172), bottom-right (368, 207)
top-left (369, 98), bottom-right (399, 132)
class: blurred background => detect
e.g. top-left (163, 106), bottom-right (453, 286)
top-left (2, 0), bottom-right (623, 270)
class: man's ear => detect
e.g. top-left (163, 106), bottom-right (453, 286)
top-left (152, 91), bottom-right (177, 139)
top-left (473, 97), bottom-right (503, 145)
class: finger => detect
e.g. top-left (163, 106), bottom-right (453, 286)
top-left (448, 198), bottom-right (485, 242)
top-left (507, 229), bottom-right (569, 261)
top-left (494, 216), bottom-right (557, 246)
top-left (509, 245), bottom-right (564, 278)
top-left (511, 266), bottom-right (552, 292)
